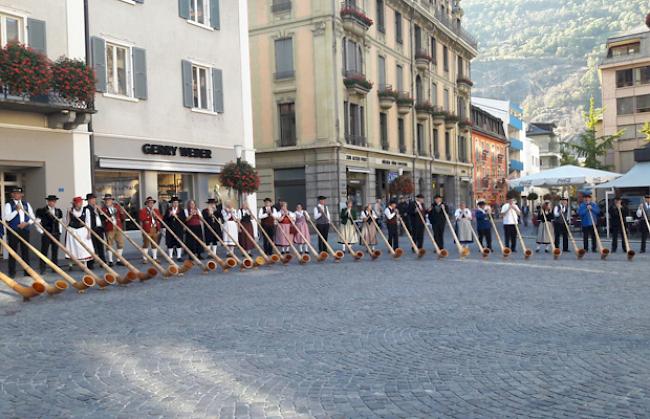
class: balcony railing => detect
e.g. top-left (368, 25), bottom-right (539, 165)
top-left (433, 9), bottom-right (478, 50)
top-left (509, 137), bottom-right (524, 151)
top-left (340, 1), bottom-right (373, 29)
top-left (271, 0), bottom-right (292, 13)
top-left (346, 134), bottom-right (367, 147)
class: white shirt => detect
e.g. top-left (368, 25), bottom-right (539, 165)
top-left (84, 206), bottom-right (102, 227)
top-left (361, 209), bottom-right (377, 220)
top-left (258, 205), bottom-right (277, 220)
top-left (637, 203), bottom-right (650, 218)
top-left (3, 200), bottom-right (35, 225)
top-left (313, 204), bottom-right (330, 221)
top-left (222, 208), bottom-right (239, 222)
top-left (554, 204), bottom-right (569, 218)
top-left (501, 203), bottom-right (520, 225)
top-left (384, 207), bottom-right (397, 220)
top-left (275, 210), bottom-right (295, 221)
top-left (455, 208), bottom-right (472, 221)
top-left (294, 209), bottom-right (310, 220)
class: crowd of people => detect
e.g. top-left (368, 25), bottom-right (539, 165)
top-left (2, 186), bottom-right (649, 278)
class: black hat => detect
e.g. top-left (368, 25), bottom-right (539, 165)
top-left (477, 200), bottom-right (486, 205)
top-left (170, 196), bottom-right (181, 202)
top-left (560, 197), bottom-right (568, 201)
top-left (45, 194), bottom-right (59, 201)
top-left (416, 194), bottom-right (424, 199)
top-left (102, 194), bottom-right (114, 201)
top-left (318, 195), bottom-right (327, 200)
top-left (263, 197), bottom-right (272, 203)
top-left (645, 194), bottom-right (650, 199)
top-left (11, 187), bottom-right (23, 193)
top-left (434, 194), bottom-right (442, 199)
top-left (206, 198), bottom-right (217, 204)
top-left (144, 196), bottom-right (157, 204)
top-left (614, 196), bottom-right (622, 201)
top-left (583, 193), bottom-right (592, 198)
top-left (389, 199), bottom-right (397, 205)
top-left (85, 193), bottom-right (96, 200)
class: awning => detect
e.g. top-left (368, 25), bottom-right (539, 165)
top-left (507, 165), bottom-right (621, 188)
top-left (596, 162), bottom-right (650, 189)
top-left (347, 167), bottom-right (371, 174)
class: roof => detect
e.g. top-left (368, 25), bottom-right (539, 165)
top-left (596, 161), bottom-right (650, 189)
top-left (526, 123), bottom-right (556, 136)
top-left (607, 25), bottom-right (650, 44)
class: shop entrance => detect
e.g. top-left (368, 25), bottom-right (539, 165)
top-left (157, 173), bottom-right (195, 211)
top-left (1, 171), bottom-right (23, 260)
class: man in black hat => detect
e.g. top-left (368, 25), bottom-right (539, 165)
top-left (3, 187), bottom-right (36, 277)
top-left (384, 199), bottom-right (399, 249)
top-left (202, 198), bottom-right (222, 254)
top-left (636, 194), bottom-right (650, 253)
top-left (313, 196), bottom-right (331, 253)
top-left (553, 197), bottom-right (570, 252)
top-left (164, 196), bottom-right (186, 261)
top-left (83, 193), bottom-right (105, 269)
top-left (258, 197), bottom-right (277, 255)
top-left (609, 197), bottom-right (629, 253)
top-left (408, 194), bottom-right (427, 251)
top-left (35, 195), bottom-right (63, 273)
top-left (428, 195), bottom-right (446, 249)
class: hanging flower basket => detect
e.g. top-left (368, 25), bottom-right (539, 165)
top-left (219, 161), bottom-right (260, 194)
top-left (51, 58), bottom-right (96, 104)
top-left (388, 174), bottom-right (414, 196)
top-left (0, 42), bottom-right (52, 97)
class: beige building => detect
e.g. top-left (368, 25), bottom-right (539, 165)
top-left (600, 24), bottom-right (650, 173)
top-left (249, 0), bottom-right (477, 212)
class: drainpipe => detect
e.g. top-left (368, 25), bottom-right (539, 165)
top-left (408, 5), bottom-right (416, 199)
top-left (83, 0), bottom-right (95, 190)
top-left (332, 0), bottom-right (341, 214)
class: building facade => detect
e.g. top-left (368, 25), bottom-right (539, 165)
top-left (527, 122), bottom-right (561, 170)
top-left (599, 25), bottom-right (650, 174)
top-left (249, 0), bottom-right (478, 212)
top-left (470, 105), bottom-right (507, 205)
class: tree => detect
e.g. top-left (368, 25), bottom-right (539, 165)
top-left (560, 142), bottom-right (579, 166)
top-left (641, 121), bottom-right (650, 143)
top-left (567, 97), bottom-right (623, 170)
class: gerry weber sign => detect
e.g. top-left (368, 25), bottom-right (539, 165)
top-left (142, 144), bottom-right (212, 159)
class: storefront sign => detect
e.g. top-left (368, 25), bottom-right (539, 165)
top-left (142, 144), bottom-right (212, 159)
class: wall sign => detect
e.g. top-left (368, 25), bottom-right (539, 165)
top-left (142, 144), bottom-right (212, 159)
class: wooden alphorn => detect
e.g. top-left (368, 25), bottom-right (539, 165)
top-left (641, 204), bottom-right (650, 233)
top-left (558, 207), bottom-right (585, 259)
top-left (32, 219), bottom-right (99, 290)
top-left (197, 212), bottom-right (239, 269)
top-left (487, 211), bottom-right (510, 257)
top-left (154, 212), bottom-right (208, 272)
top-left (416, 207), bottom-right (447, 258)
top-left (251, 212), bottom-right (287, 264)
top-left (286, 214), bottom-right (315, 263)
top-left (586, 208), bottom-right (609, 260)
top-left (306, 216), bottom-right (343, 261)
top-left (511, 210), bottom-right (532, 259)
top-left (0, 270), bottom-right (45, 301)
top-left (330, 216), bottom-right (363, 260)
top-left (350, 210), bottom-right (380, 260)
top-left (0, 220), bottom-right (69, 295)
top-left (213, 212), bottom-right (255, 269)
top-left (370, 216), bottom-right (402, 258)
top-left (274, 214), bottom-right (306, 264)
top-left (617, 206), bottom-right (635, 261)
top-left (235, 212), bottom-right (271, 265)
top-left (170, 213), bottom-right (221, 272)
top-left (397, 215), bottom-right (425, 258)
top-left (540, 210), bottom-right (561, 259)
top-left (442, 207), bottom-right (470, 258)
top-left (54, 214), bottom-right (121, 287)
top-left (118, 207), bottom-right (185, 274)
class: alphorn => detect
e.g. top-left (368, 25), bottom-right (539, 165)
top-left (0, 270), bottom-right (44, 301)
top-left (72, 213), bottom-right (157, 282)
top-left (558, 207), bottom-right (585, 259)
top-left (641, 204), bottom-right (650, 233)
top-left (586, 208), bottom-right (609, 260)
top-left (397, 215), bottom-right (425, 258)
top-left (171, 213), bottom-right (221, 271)
top-left (306, 216), bottom-right (344, 261)
top-left (540, 210), bottom-right (561, 259)
top-left (98, 209), bottom-right (176, 277)
top-left (117, 207), bottom-right (187, 274)
top-left (212, 213), bottom-right (255, 269)
top-left (251, 212), bottom-right (289, 263)
top-left (288, 214), bottom-right (324, 262)
top-left (487, 211), bottom-right (511, 257)
top-left (467, 221), bottom-right (490, 258)
top-left (274, 215), bottom-right (308, 264)
top-left (196, 212), bottom-right (239, 268)
top-left (0, 227), bottom-right (66, 296)
top-left (53, 214), bottom-right (121, 287)
top-left (350, 210), bottom-right (380, 260)
top-left (511, 210), bottom-right (532, 259)
top-left (330, 216), bottom-right (363, 260)
top-left (442, 207), bottom-right (470, 258)
top-left (416, 207), bottom-right (448, 258)
top-left (235, 214), bottom-right (271, 265)
top-left (370, 216), bottom-right (403, 259)
top-left (617, 206), bottom-right (635, 261)
top-left (154, 212), bottom-right (208, 272)
top-left (32, 219), bottom-right (98, 291)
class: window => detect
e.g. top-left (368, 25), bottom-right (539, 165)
top-left (192, 65), bottom-right (209, 110)
top-left (443, 88), bottom-right (450, 110)
top-left (190, 0), bottom-right (209, 25)
top-left (0, 13), bottom-right (23, 47)
top-left (158, 173), bottom-right (195, 204)
top-left (344, 102), bottom-right (366, 146)
top-left (182, 60), bottom-right (223, 112)
top-left (95, 170), bottom-right (141, 230)
top-left (398, 118), bottom-right (406, 153)
top-left (458, 135), bottom-right (466, 162)
top-left (636, 94), bottom-right (650, 113)
top-left (274, 37), bottom-right (294, 79)
top-left (417, 123), bottom-right (425, 155)
top-left (92, 37), bottom-right (146, 99)
top-left (458, 96), bottom-right (467, 119)
top-left (378, 55), bottom-right (386, 88)
top-left (430, 37), bottom-right (437, 64)
top-left (395, 11), bottom-right (402, 44)
top-left (272, 0), bottom-right (292, 13)
top-left (431, 82), bottom-right (437, 105)
top-left (343, 38), bottom-right (363, 74)
top-left (106, 43), bottom-right (131, 96)
top-left (433, 128), bottom-right (439, 157)
top-left (616, 69), bottom-right (634, 88)
top-left (415, 76), bottom-right (423, 103)
top-left (457, 56), bottom-right (463, 78)
top-left (637, 66), bottom-right (650, 85)
top-left (380, 112), bottom-right (388, 150)
top-left (445, 131), bottom-right (451, 160)
top-left (278, 102), bottom-right (296, 146)
top-left (414, 25), bottom-right (422, 51)
top-left (180, 0), bottom-right (220, 30)
top-left (274, 168), bottom-right (306, 209)
top-left (396, 64), bottom-right (403, 92)
top-left (607, 42), bottom-right (640, 58)
top-left (376, 0), bottom-right (385, 32)
top-left (616, 97), bottom-right (634, 115)
top-left (443, 45), bottom-right (449, 72)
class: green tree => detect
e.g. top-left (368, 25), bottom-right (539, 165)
top-left (560, 143), bottom-right (579, 166)
top-left (567, 97), bottom-right (623, 170)
top-left (641, 121), bottom-right (650, 143)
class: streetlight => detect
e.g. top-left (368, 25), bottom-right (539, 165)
top-left (234, 144), bottom-right (243, 206)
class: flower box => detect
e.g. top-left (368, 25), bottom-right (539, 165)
top-left (415, 101), bottom-right (433, 121)
top-left (340, 3), bottom-right (373, 36)
top-left (344, 73), bottom-right (373, 96)
top-left (445, 113), bottom-right (459, 129)
top-left (432, 107), bottom-right (446, 126)
top-left (396, 94), bottom-right (414, 115)
top-left (415, 50), bottom-right (432, 72)
top-left (377, 86), bottom-right (397, 110)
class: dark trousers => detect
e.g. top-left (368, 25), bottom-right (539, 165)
top-left (387, 222), bottom-right (399, 249)
top-left (432, 224), bottom-right (445, 249)
top-left (262, 224), bottom-right (275, 255)
top-left (7, 228), bottom-right (30, 276)
top-left (504, 224), bottom-right (517, 251)
top-left (40, 233), bottom-right (60, 271)
top-left (610, 224), bottom-right (627, 252)
top-left (553, 223), bottom-right (569, 251)
top-left (641, 226), bottom-right (648, 252)
top-left (316, 223), bottom-right (329, 252)
top-left (88, 229), bottom-right (105, 268)
top-left (478, 228), bottom-right (492, 250)
top-left (412, 223), bottom-right (424, 249)
top-left (186, 224), bottom-right (204, 256)
top-left (582, 226), bottom-right (597, 251)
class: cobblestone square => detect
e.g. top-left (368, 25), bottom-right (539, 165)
top-left (1, 238), bottom-right (650, 418)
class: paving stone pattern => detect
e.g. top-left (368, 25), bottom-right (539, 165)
top-left (1, 233), bottom-right (650, 418)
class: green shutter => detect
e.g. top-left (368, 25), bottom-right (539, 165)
top-left (179, 0), bottom-right (190, 19)
top-left (132, 47), bottom-right (147, 100)
top-left (210, 0), bottom-right (220, 30)
top-left (181, 60), bottom-right (193, 108)
top-left (212, 68), bottom-right (223, 113)
top-left (91, 37), bottom-right (107, 93)
top-left (27, 19), bottom-right (47, 55)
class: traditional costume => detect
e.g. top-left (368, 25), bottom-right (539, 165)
top-left (139, 197), bottom-right (162, 262)
top-left (577, 195), bottom-right (599, 252)
top-left (475, 203), bottom-right (492, 250)
top-left (164, 197), bottom-right (186, 261)
top-left (293, 209), bottom-right (311, 254)
top-left (428, 199), bottom-right (446, 249)
top-left (274, 210), bottom-right (294, 254)
top-left (636, 195), bottom-right (650, 253)
top-left (3, 187), bottom-right (35, 277)
top-left (313, 197), bottom-right (331, 253)
top-left (221, 207), bottom-right (239, 247)
top-left (384, 205), bottom-right (399, 249)
top-left (338, 207), bottom-right (359, 250)
top-left (102, 195), bottom-right (126, 266)
top-left (535, 206), bottom-right (554, 252)
top-left (184, 206), bottom-right (204, 258)
top-left (553, 200), bottom-right (570, 252)
top-left (35, 195), bottom-right (63, 273)
top-left (360, 209), bottom-right (378, 248)
top-left (501, 202), bottom-right (520, 252)
top-left (239, 207), bottom-right (256, 251)
top-left (202, 199), bottom-right (222, 254)
top-left (258, 198), bottom-right (277, 255)
top-left (66, 199), bottom-right (94, 263)
top-left (408, 197), bottom-right (427, 250)
top-left (83, 194), bottom-right (105, 269)
top-left (454, 207), bottom-right (473, 244)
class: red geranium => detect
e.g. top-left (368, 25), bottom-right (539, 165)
top-left (219, 160), bottom-right (260, 194)
top-left (0, 42), bottom-right (52, 96)
top-left (51, 57), bottom-right (96, 103)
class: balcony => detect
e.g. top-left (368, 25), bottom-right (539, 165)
top-left (433, 9), bottom-right (478, 50)
top-left (509, 159), bottom-right (524, 172)
top-left (346, 134), bottom-right (367, 147)
top-left (432, 107), bottom-right (446, 126)
top-left (340, 1), bottom-right (373, 37)
top-left (343, 71), bottom-right (373, 96)
top-left (377, 84), bottom-right (397, 110)
top-left (396, 92), bottom-right (414, 115)
top-left (415, 50), bottom-right (432, 72)
top-left (458, 118), bottom-right (472, 133)
top-left (509, 137), bottom-right (524, 151)
top-left (456, 76), bottom-right (473, 95)
top-left (415, 101), bottom-right (433, 121)
top-left (445, 112), bottom-right (459, 129)
top-left (271, 0), bottom-right (291, 13)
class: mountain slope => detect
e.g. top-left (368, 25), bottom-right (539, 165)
top-left (463, 0), bottom-right (648, 139)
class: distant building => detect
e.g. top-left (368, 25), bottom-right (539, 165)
top-left (599, 24), bottom-right (650, 173)
top-left (470, 105), bottom-right (508, 205)
top-left (527, 122), bottom-right (561, 170)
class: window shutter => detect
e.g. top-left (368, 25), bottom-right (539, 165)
top-left (210, 0), bottom-right (220, 30)
top-left (27, 19), bottom-right (47, 55)
top-left (274, 38), bottom-right (293, 74)
top-left (132, 47), bottom-right (147, 99)
top-left (212, 68), bottom-right (223, 113)
top-left (179, 0), bottom-right (191, 19)
top-left (181, 60), bottom-right (193, 108)
top-left (91, 37), bottom-right (107, 93)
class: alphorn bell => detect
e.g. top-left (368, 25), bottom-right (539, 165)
top-left (0, 220), bottom-right (69, 295)
top-left (0, 270), bottom-right (45, 301)
top-left (170, 213), bottom-right (220, 271)
top-left (442, 207), bottom-right (470, 258)
top-left (487, 211), bottom-right (511, 257)
top-left (212, 212), bottom-right (255, 269)
top-left (586, 208), bottom-right (609, 260)
top-left (540, 209), bottom-right (561, 260)
top-left (53, 214), bottom-right (120, 287)
top-left (511, 210), bottom-right (532, 259)
top-left (370, 216), bottom-right (403, 259)
top-left (349, 210), bottom-right (380, 260)
top-left (330, 216), bottom-right (363, 260)
top-left (558, 207), bottom-right (585, 259)
top-left (117, 206), bottom-right (186, 275)
top-left (154, 212), bottom-right (209, 272)
top-left (288, 214), bottom-right (326, 262)
top-left (235, 213), bottom-right (270, 266)
top-left (33, 219), bottom-right (98, 291)
top-left (251, 212), bottom-right (288, 264)
top-left (197, 212), bottom-right (239, 269)
top-left (274, 214), bottom-right (308, 264)
top-left (415, 207), bottom-right (448, 258)
top-left (617, 206), bottom-right (635, 261)
top-left (306, 216), bottom-right (344, 261)
top-left (397, 215), bottom-right (425, 258)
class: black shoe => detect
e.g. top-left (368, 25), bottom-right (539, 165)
top-left (108, 262), bottom-right (114, 267)
top-left (640, 250), bottom-right (646, 253)
top-left (23, 271), bottom-right (29, 277)
top-left (8, 272), bottom-right (16, 278)
top-left (39, 267), bottom-right (46, 275)
top-left (535, 248), bottom-right (540, 253)
top-left (177, 257), bottom-right (183, 262)
top-left (545, 249), bottom-right (549, 253)
top-left (68, 265), bottom-right (74, 272)
top-left (116, 261), bottom-right (124, 266)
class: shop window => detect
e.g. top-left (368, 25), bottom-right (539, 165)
top-left (274, 168), bottom-right (306, 209)
top-left (94, 170), bottom-right (140, 230)
top-left (157, 173), bottom-right (194, 208)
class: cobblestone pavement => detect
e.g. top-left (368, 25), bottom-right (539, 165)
top-left (1, 234), bottom-right (650, 418)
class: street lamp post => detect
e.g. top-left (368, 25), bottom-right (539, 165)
top-left (234, 145), bottom-right (243, 205)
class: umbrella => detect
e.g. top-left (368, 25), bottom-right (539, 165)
top-left (595, 162), bottom-right (650, 190)
top-left (508, 165), bottom-right (621, 188)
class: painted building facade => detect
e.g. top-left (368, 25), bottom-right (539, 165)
top-left (470, 105), bottom-right (508, 205)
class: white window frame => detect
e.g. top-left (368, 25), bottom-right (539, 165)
top-left (104, 40), bottom-right (135, 99)
top-left (191, 62), bottom-right (215, 113)
top-left (188, 0), bottom-right (212, 30)
top-left (0, 10), bottom-right (26, 47)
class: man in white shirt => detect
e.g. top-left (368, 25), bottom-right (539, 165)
top-left (384, 199), bottom-right (399, 250)
top-left (35, 194), bottom-right (64, 274)
top-left (313, 195), bottom-right (331, 253)
top-left (553, 197), bottom-right (570, 252)
top-left (258, 197), bottom-right (277, 255)
top-left (500, 198), bottom-right (521, 252)
top-left (3, 187), bottom-right (36, 277)
top-left (637, 194), bottom-right (650, 253)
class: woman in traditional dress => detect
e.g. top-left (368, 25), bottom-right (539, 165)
top-left (293, 203), bottom-right (311, 255)
top-left (536, 201), bottom-right (554, 253)
top-left (360, 203), bottom-right (378, 252)
top-left (164, 196), bottom-right (185, 261)
top-left (65, 196), bottom-right (94, 269)
top-left (202, 198), bottom-right (221, 254)
top-left (274, 201), bottom-right (294, 255)
top-left (183, 199), bottom-right (204, 259)
top-left (454, 202), bottom-right (473, 244)
top-left (338, 200), bottom-right (359, 252)
top-left (238, 201), bottom-right (256, 252)
top-left (221, 200), bottom-right (239, 255)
